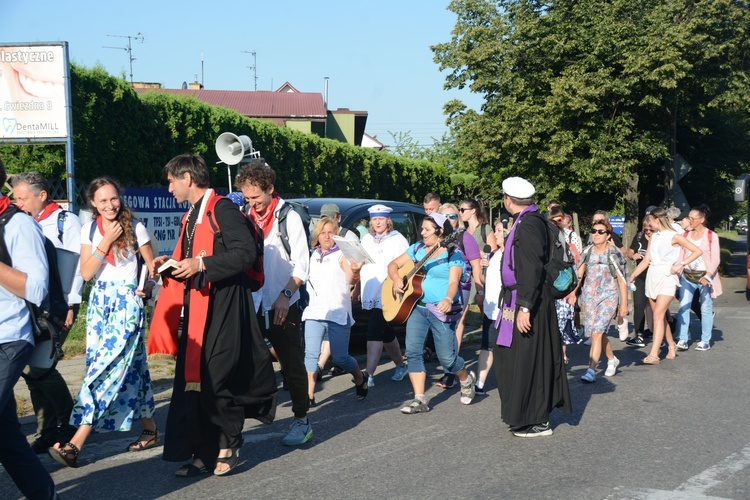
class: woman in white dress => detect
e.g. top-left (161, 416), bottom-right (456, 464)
top-left (629, 207), bottom-right (702, 364)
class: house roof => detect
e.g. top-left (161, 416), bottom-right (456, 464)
top-left (134, 88), bottom-right (328, 120)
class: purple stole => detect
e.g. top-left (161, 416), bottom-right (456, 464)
top-left (495, 204), bottom-right (538, 347)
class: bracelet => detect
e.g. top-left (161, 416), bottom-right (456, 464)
top-left (442, 296), bottom-right (452, 302)
top-left (92, 252), bottom-right (105, 261)
top-left (95, 246), bottom-right (107, 255)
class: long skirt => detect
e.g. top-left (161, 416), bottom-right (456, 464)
top-left (70, 280), bottom-right (155, 431)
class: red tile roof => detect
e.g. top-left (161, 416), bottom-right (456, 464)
top-left (134, 88), bottom-right (327, 120)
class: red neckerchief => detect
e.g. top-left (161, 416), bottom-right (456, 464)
top-left (35, 201), bottom-right (63, 222)
top-left (0, 196), bottom-right (11, 216)
top-left (250, 194), bottom-right (280, 238)
top-left (96, 215), bottom-right (118, 266)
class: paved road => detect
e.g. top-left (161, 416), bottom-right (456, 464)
top-left (3, 241), bottom-right (749, 499)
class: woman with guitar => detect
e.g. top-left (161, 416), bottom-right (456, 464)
top-left (386, 213), bottom-right (476, 414)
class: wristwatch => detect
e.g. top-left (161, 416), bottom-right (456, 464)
top-left (282, 289), bottom-right (293, 298)
top-left (520, 307), bottom-right (530, 313)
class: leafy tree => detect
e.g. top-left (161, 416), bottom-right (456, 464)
top-left (433, 0), bottom-right (750, 243)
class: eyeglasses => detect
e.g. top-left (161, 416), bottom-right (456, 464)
top-left (458, 208), bottom-right (472, 213)
top-left (688, 216), bottom-right (703, 222)
top-left (445, 213), bottom-right (458, 220)
top-left (644, 229), bottom-right (653, 233)
top-left (590, 229), bottom-right (609, 235)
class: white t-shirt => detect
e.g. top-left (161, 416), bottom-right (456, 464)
top-left (359, 231), bottom-right (409, 310)
top-left (82, 220), bottom-right (151, 282)
top-left (483, 250), bottom-right (504, 321)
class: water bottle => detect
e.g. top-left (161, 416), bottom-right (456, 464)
top-left (628, 282), bottom-right (637, 292)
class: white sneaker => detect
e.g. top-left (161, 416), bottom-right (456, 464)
top-left (604, 357), bottom-right (619, 377)
top-left (617, 322), bottom-right (629, 341)
top-left (695, 342), bottom-right (711, 351)
top-left (676, 340), bottom-right (689, 351)
top-left (367, 376), bottom-right (375, 388)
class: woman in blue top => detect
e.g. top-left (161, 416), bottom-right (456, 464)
top-left (387, 213), bottom-right (476, 414)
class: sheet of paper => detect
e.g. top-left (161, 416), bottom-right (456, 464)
top-left (333, 236), bottom-right (375, 264)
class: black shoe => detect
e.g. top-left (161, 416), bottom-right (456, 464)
top-left (626, 335), bottom-right (646, 348)
top-left (474, 384), bottom-right (486, 396)
top-left (513, 421), bottom-right (553, 438)
top-left (309, 397), bottom-right (317, 407)
top-left (30, 434), bottom-right (58, 454)
top-left (435, 373), bottom-right (455, 389)
top-left (355, 370), bottom-right (369, 401)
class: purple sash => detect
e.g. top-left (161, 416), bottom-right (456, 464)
top-left (495, 204), bottom-right (538, 347)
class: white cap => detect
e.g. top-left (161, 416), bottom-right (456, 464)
top-left (502, 177), bottom-right (536, 198)
top-left (368, 204), bottom-right (393, 217)
top-left (430, 212), bottom-right (448, 230)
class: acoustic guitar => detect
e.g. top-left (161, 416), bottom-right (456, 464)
top-left (381, 232), bottom-right (458, 324)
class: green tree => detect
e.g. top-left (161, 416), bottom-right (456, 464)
top-left (433, 0), bottom-right (750, 242)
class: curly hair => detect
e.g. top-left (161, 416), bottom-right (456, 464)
top-left (87, 177), bottom-right (138, 259)
top-left (235, 158), bottom-right (276, 191)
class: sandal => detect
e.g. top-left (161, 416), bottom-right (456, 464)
top-left (643, 354), bottom-right (660, 365)
top-left (355, 370), bottom-right (369, 401)
top-left (214, 439), bottom-right (243, 476)
top-left (666, 344), bottom-right (677, 360)
top-left (127, 428), bottom-right (160, 452)
top-left (175, 463), bottom-right (207, 478)
top-left (48, 442), bottom-right (79, 468)
top-left (435, 373), bottom-right (455, 389)
top-left (400, 397), bottom-right (429, 414)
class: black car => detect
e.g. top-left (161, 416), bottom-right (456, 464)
top-left (287, 197), bottom-right (426, 344)
top-left (287, 197), bottom-right (425, 244)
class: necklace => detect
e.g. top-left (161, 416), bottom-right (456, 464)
top-left (185, 204), bottom-right (198, 256)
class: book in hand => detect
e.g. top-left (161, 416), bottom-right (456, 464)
top-left (333, 236), bottom-right (375, 265)
top-left (158, 259), bottom-right (183, 281)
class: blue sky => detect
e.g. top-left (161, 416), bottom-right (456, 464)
top-left (1, 0), bottom-right (483, 148)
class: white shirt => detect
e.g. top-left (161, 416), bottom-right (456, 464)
top-left (253, 198), bottom-right (310, 312)
top-left (301, 248), bottom-right (352, 325)
top-left (82, 220), bottom-right (151, 282)
top-left (483, 249), bottom-right (504, 321)
top-left (36, 207), bottom-right (84, 304)
top-left (359, 231), bottom-right (409, 310)
top-left (648, 229), bottom-right (681, 267)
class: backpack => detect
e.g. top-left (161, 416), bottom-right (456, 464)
top-left (56, 210), bottom-right (68, 242)
top-left (207, 197), bottom-right (265, 291)
top-left (527, 212), bottom-right (578, 299)
top-left (581, 245), bottom-right (626, 284)
top-left (0, 205), bottom-right (69, 367)
top-left (276, 201), bottom-right (311, 308)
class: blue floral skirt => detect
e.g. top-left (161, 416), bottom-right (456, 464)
top-left (70, 280), bottom-right (155, 432)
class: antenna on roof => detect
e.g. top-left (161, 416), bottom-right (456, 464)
top-left (103, 33), bottom-right (144, 84)
top-left (241, 50), bottom-right (257, 91)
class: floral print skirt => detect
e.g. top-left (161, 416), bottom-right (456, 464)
top-left (70, 280), bottom-right (155, 432)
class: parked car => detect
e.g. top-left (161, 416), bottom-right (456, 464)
top-left (287, 197), bottom-right (426, 344)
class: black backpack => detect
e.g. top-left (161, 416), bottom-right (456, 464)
top-left (276, 201), bottom-right (311, 308)
top-left (527, 212), bottom-right (578, 299)
top-left (0, 205), bottom-right (69, 365)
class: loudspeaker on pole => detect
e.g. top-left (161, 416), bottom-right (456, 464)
top-left (215, 132), bottom-right (257, 165)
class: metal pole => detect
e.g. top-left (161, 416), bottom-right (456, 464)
top-left (63, 42), bottom-right (76, 212)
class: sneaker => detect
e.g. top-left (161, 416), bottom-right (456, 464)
top-left (460, 371), bottom-right (476, 405)
top-left (604, 357), bottom-right (619, 377)
top-left (617, 321), bottom-right (629, 341)
top-left (581, 368), bottom-right (596, 383)
top-left (281, 418), bottom-right (313, 446)
top-left (367, 376), bottom-right (375, 388)
top-left (474, 384), bottom-right (486, 396)
top-left (626, 335), bottom-right (646, 348)
top-left (695, 342), bottom-right (711, 351)
top-left (435, 373), bottom-right (456, 389)
top-left (513, 421), bottom-right (553, 438)
top-left (676, 340), bottom-right (689, 351)
top-left (391, 364), bottom-right (409, 381)
top-left (355, 370), bottom-right (369, 401)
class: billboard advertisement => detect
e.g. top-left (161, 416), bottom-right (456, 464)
top-left (0, 43), bottom-right (69, 139)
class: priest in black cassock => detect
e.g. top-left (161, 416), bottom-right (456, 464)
top-left (149, 154), bottom-right (277, 476)
top-left (494, 177), bottom-right (571, 438)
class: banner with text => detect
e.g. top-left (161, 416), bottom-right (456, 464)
top-left (123, 187), bottom-right (189, 257)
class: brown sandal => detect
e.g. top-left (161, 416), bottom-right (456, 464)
top-left (666, 345), bottom-right (677, 360)
top-left (127, 428), bottom-right (160, 452)
top-left (48, 442), bottom-right (79, 468)
top-left (643, 354), bottom-right (660, 365)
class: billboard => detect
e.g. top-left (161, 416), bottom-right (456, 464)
top-left (0, 43), bottom-right (69, 139)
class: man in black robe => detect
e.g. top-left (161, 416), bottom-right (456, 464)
top-left (494, 177), bottom-right (571, 438)
top-left (149, 154), bottom-right (277, 476)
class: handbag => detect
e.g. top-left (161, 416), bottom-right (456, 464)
top-left (683, 270), bottom-right (706, 283)
top-left (425, 301), bottom-right (464, 323)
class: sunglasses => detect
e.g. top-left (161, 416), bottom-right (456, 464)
top-left (644, 229), bottom-right (654, 233)
top-left (444, 213), bottom-right (458, 220)
top-left (590, 229), bottom-right (609, 235)
top-left (458, 208), bottom-right (472, 213)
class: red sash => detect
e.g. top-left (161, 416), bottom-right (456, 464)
top-left (148, 191), bottom-right (223, 391)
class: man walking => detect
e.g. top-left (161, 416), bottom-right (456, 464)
top-left (0, 159), bottom-right (59, 498)
top-left (235, 158), bottom-right (313, 446)
top-left (494, 177), bottom-right (571, 437)
top-left (149, 154), bottom-right (277, 476)
top-left (12, 171), bottom-right (82, 453)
